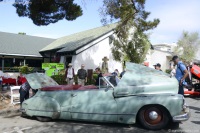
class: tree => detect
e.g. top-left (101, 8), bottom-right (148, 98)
top-left (100, 0), bottom-right (160, 63)
top-left (12, 0), bottom-right (83, 26)
top-left (173, 31), bottom-right (200, 63)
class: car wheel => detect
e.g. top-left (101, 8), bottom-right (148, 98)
top-left (138, 106), bottom-right (169, 130)
top-left (36, 116), bottom-right (51, 122)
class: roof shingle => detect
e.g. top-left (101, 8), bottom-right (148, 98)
top-left (0, 32), bottom-right (55, 57)
top-left (40, 23), bottom-right (118, 53)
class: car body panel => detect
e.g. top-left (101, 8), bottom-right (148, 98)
top-left (70, 89), bottom-right (117, 122)
top-left (114, 62), bottom-right (178, 97)
top-left (22, 62), bottom-right (189, 126)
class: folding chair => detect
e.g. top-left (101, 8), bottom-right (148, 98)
top-left (10, 86), bottom-right (21, 105)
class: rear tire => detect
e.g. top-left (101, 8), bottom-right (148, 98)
top-left (36, 116), bottom-right (51, 122)
top-left (138, 105), bottom-right (169, 130)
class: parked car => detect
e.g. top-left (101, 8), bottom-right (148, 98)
top-left (21, 62), bottom-right (190, 130)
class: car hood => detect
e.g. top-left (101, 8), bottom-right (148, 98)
top-left (25, 73), bottom-right (58, 89)
top-left (114, 62), bottom-right (179, 97)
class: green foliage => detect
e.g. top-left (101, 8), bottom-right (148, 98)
top-left (100, 0), bottom-right (159, 64)
top-left (112, 31), bottom-right (150, 63)
top-left (173, 31), bottom-right (200, 63)
top-left (165, 69), bottom-right (171, 74)
top-left (86, 73), bottom-right (98, 85)
top-left (51, 74), bottom-right (67, 85)
top-left (12, 0), bottom-right (83, 26)
top-left (19, 66), bottom-right (34, 74)
top-left (51, 73), bottom-right (98, 85)
top-left (18, 32), bottom-right (26, 35)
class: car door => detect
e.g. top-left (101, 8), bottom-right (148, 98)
top-left (70, 88), bottom-right (118, 122)
top-left (59, 90), bottom-right (73, 119)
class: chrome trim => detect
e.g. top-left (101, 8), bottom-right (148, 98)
top-left (69, 111), bottom-right (136, 116)
top-left (28, 109), bottom-right (56, 112)
top-left (149, 111), bottom-right (158, 120)
top-left (173, 106), bottom-right (190, 122)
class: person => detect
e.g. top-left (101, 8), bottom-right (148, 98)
top-left (120, 70), bottom-right (126, 78)
top-left (102, 56), bottom-right (109, 73)
top-left (172, 55), bottom-right (189, 96)
top-left (77, 64), bottom-right (87, 86)
top-left (19, 81), bottom-right (31, 110)
top-left (153, 63), bottom-right (162, 71)
top-left (65, 63), bottom-right (75, 85)
top-left (0, 69), bottom-right (3, 89)
top-left (112, 69), bottom-right (119, 77)
top-left (17, 73), bottom-right (27, 85)
top-left (170, 65), bottom-right (176, 77)
top-left (95, 68), bottom-right (103, 86)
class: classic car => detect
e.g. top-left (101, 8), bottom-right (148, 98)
top-left (21, 62), bottom-right (190, 130)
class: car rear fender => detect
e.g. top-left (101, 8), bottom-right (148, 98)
top-left (24, 96), bottom-right (61, 119)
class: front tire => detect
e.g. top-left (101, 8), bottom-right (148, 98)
top-left (138, 106), bottom-right (169, 130)
top-left (36, 116), bottom-right (51, 122)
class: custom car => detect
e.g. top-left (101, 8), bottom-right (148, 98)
top-left (21, 62), bottom-right (190, 130)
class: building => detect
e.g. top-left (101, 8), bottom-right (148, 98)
top-left (0, 31), bottom-right (55, 72)
top-left (40, 23), bottom-right (124, 73)
top-left (147, 43), bottom-right (177, 71)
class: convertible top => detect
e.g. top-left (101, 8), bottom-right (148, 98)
top-left (41, 85), bottom-right (98, 91)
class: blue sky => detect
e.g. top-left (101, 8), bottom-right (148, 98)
top-left (0, 0), bottom-right (200, 44)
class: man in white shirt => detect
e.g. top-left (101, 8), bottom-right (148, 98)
top-left (0, 69), bottom-right (4, 89)
top-left (65, 63), bottom-right (75, 85)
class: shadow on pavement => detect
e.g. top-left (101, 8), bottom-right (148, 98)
top-left (17, 116), bottom-right (180, 133)
top-left (191, 121), bottom-right (200, 125)
top-left (189, 106), bottom-right (200, 111)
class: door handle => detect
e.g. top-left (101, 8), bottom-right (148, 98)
top-left (71, 94), bottom-right (77, 97)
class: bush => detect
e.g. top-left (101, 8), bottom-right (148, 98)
top-left (86, 73), bottom-right (98, 85)
top-left (51, 73), bottom-right (98, 85)
top-left (19, 65), bottom-right (34, 74)
top-left (51, 75), bottom-right (66, 85)
top-left (165, 69), bottom-right (171, 74)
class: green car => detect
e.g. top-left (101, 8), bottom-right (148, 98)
top-left (21, 62), bottom-right (190, 130)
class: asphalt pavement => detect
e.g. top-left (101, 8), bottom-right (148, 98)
top-left (0, 97), bottom-right (200, 133)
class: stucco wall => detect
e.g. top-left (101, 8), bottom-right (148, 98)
top-left (71, 37), bottom-right (123, 74)
top-left (150, 50), bottom-right (172, 71)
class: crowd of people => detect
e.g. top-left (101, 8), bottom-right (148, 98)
top-left (64, 63), bottom-right (127, 86)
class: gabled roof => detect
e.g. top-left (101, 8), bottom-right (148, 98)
top-left (40, 23), bottom-right (118, 53)
top-left (0, 32), bottom-right (55, 57)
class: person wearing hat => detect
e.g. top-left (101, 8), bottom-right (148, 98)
top-left (153, 63), bottom-right (162, 71)
top-left (172, 55), bottom-right (189, 96)
top-left (65, 63), bottom-right (75, 85)
top-left (102, 56), bottom-right (109, 73)
top-left (77, 64), bottom-right (87, 86)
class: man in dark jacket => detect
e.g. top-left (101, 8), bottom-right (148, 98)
top-left (19, 81), bottom-right (31, 110)
top-left (95, 68), bottom-right (103, 86)
top-left (77, 64), bottom-right (87, 86)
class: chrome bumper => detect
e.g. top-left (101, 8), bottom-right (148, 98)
top-left (173, 105), bottom-right (190, 122)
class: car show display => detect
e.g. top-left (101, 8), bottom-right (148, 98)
top-left (21, 62), bottom-right (190, 130)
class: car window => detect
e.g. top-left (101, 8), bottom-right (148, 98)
top-left (99, 77), bottom-right (113, 89)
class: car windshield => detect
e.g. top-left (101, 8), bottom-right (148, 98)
top-left (99, 76), bottom-right (120, 89)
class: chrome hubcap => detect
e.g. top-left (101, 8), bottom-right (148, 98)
top-left (149, 111), bottom-right (158, 120)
